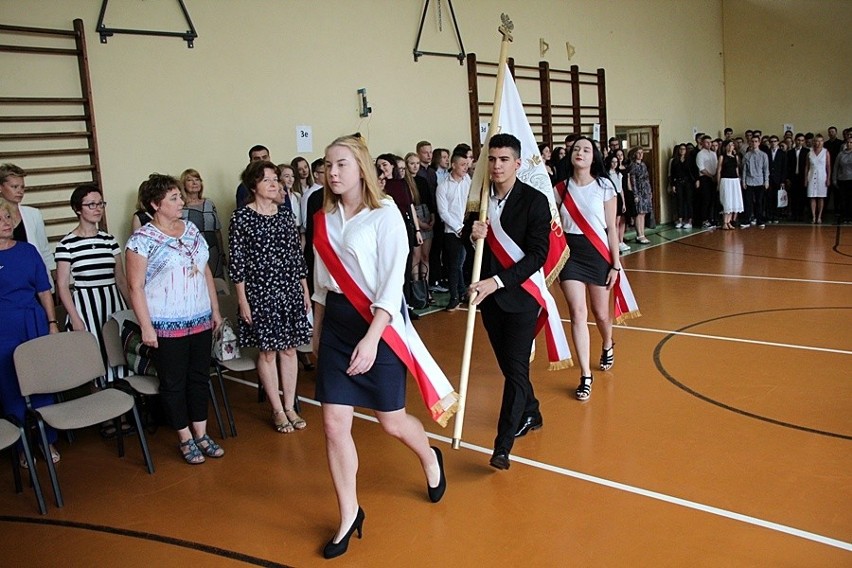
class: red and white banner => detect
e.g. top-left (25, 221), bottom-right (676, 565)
top-left (485, 210), bottom-right (573, 370)
top-left (314, 212), bottom-right (459, 426)
top-left (468, 63), bottom-right (568, 283)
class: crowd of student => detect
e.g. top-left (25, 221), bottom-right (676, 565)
top-left (668, 125), bottom-right (852, 230)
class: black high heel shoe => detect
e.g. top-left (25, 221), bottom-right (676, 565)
top-left (322, 507), bottom-right (365, 559)
top-left (427, 446), bottom-right (446, 503)
top-left (297, 351), bottom-right (315, 371)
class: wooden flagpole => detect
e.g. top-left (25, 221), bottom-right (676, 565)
top-left (452, 14), bottom-right (513, 450)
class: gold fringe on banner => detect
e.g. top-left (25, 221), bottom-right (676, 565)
top-left (614, 310), bottom-right (642, 325)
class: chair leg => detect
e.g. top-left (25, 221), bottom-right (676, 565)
top-left (207, 380), bottom-right (226, 439)
top-left (215, 366), bottom-right (237, 437)
top-left (129, 404), bottom-right (154, 475)
top-left (115, 416), bottom-right (125, 458)
top-left (17, 424), bottom-right (46, 514)
top-left (11, 446), bottom-right (23, 493)
top-left (36, 418), bottom-right (62, 508)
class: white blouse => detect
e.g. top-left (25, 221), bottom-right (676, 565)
top-left (312, 199), bottom-right (408, 321)
top-left (559, 177), bottom-right (616, 236)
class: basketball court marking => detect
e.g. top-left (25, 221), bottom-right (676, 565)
top-left (222, 375), bottom-right (851, 553)
top-left (627, 268), bottom-right (851, 286)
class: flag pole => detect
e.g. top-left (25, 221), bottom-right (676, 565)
top-left (452, 14), bottom-right (514, 450)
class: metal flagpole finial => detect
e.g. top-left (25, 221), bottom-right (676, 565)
top-left (499, 13), bottom-right (514, 42)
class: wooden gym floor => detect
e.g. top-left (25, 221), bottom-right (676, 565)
top-left (0, 223), bottom-right (850, 567)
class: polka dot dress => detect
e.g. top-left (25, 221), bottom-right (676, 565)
top-left (228, 206), bottom-right (312, 351)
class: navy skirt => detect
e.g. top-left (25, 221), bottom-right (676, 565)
top-left (315, 292), bottom-right (406, 412)
top-left (559, 233), bottom-right (610, 286)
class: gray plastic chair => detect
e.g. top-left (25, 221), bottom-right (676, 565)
top-left (0, 416), bottom-right (46, 514)
top-left (14, 331), bottom-right (154, 508)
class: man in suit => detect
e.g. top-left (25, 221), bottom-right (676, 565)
top-left (787, 133), bottom-right (809, 221)
top-left (469, 133), bottom-right (551, 470)
top-left (236, 145), bottom-right (270, 208)
top-left (766, 135), bottom-right (787, 223)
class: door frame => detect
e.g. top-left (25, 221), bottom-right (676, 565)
top-left (615, 125), bottom-right (663, 224)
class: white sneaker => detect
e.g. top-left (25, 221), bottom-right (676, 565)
top-left (750, 220), bottom-right (757, 226)
top-left (682, 222), bottom-right (692, 229)
top-left (675, 222), bottom-right (683, 228)
top-left (618, 242), bottom-right (631, 252)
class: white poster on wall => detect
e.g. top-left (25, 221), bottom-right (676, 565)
top-left (296, 125), bottom-right (313, 153)
top-left (592, 123), bottom-right (601, 142)
top-left (783, 123), bottom-right (794, 135)
top-left (479, 122), bottom-right (489, 144)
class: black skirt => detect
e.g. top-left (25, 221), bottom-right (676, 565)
top-left (315, 292), bottom-right (406, 412)
top-left (559, 233), bottom-right (610, 286)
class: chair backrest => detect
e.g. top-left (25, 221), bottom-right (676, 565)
top-left (217, 294), bottom-right (239, 324)
top-left (102, 318), bottom-right (127, 368)
top-left (14, 331), bottom-right (106, 396)
top-left (213, 277), bottom-right (230, 295)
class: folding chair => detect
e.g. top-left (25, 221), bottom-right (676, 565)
top-left (14, 331), bottom-right (154, 508)
top-left (0, 415), bottom-right (46, 514)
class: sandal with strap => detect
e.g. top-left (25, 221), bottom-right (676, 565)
top-left (273, 410), bottom-right (294, 434)
top-left (194, 434), bottom-right (225, 458)
top-left (284, 408), bottom-right (307, 431)
top-left (599, 343), bottom-right (615, 371)
top-left (179, 438), bottom-right (205, 465)
top-left (575, 375), bottom-right (593, 401)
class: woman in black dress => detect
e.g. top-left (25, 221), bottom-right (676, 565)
top-left (668, 144), bottom-right (694, 229)
top-left (229, 161), bottom-right (312, 433)
top-left (314, 135), bottom-right (445, 559)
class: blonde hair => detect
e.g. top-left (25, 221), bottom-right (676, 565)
top-left (0, 196), bottom-right (15, 217)
top-left (323, 135), bottom-right (385, 212)
top-left (0, 163), bottom-right (26, 186)
top-left (403, 152), bottom-right (422, 205)
top-left (179, 168), bottom-right (204, 199)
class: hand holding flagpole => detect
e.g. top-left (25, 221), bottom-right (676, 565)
top-left (451, 14), bottom-right (513, 450)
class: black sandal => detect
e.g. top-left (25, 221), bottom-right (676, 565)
top-left (194, 434), bottom-right (225, 458)
top-left (575, 375), bottom-right (593, 401)
top-left (599, 344), bottom-right (614, 371)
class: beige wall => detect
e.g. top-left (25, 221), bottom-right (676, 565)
top-left (3, 0), bottom-right (730, 236)
top-left (723, 0), bottom-right (852, 139)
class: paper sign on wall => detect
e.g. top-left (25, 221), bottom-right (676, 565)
top-left (296, 125), bottom-right (313, 153)
top-left (479, 122), bottom-right (489, 144)
top-left (692, 126), bottom-right (699, 138)
top-left (592, 123), bottom-right (601, 142)
top-left (783, 123), bottom-right (794, 135)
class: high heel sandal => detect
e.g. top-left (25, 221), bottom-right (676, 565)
top-left (575, 375), bottom-right (593, 401)
top-left (599, 344), bottom-right (615, 371)
top-left (284, 408), bottom-right (307, 431)
top-left (297, 351), bottom-right (315, 371)
top-left (179, 438), bottom-right (205, 464)
top-left (273, 409), bottom-right (294, 434)
top-left (323, 507), bottom-right (365, 559)
top-left (427, 446), bottom-right (446, 503)
top-left (194, 434), bottom-right (225, 458)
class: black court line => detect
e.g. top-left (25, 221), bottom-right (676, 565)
top-left (833, 225), bottom-right (852, 258)
top-left (0, 516), bottom-right (294, 568)
top-left (655, 226), bottom-right (852, 266)
top-left (653, 306), bottom-right (852, 441)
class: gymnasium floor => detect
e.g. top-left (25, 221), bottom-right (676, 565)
top-left (0, 223), bottom-right (849, 567)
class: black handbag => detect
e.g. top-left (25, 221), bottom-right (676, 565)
top-left (409, 263), bottom-right (429, 310)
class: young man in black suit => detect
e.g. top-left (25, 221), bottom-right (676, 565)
top-left (766, 135), bottom-right (787, 223)
top-left (469, 133), bottom-right (552, 470)
top-left (787, 133), bottom-right (809, 221)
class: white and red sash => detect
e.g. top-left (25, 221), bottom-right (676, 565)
top-left (557, 181), bottom-right (641, 324)
top-left (485, 210), bottom-right (573, 370)
top-left (314, 211), bottom-right (459, 427)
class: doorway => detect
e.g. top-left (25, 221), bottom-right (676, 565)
top-left (615, 125), bottom-right (663, 225)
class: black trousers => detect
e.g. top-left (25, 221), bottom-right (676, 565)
top-left (766, 182), bottom-right (781, 220)
top-left (443, 233), bottom-right (467, 300)
top-left (749, 185), bottom-right (767, 224)
top-left (674, 180), bottom-right (693, 221)
top-left (790, 173), bottom-right (807, 220)
top-left (839, 180), bottom-right (852, 222)
top-left (480, 300), bottom-right (539, 453)
top-left (154, 329), bottom-right (212, 431)
top-left (699, 176), bottom-right (717, 225)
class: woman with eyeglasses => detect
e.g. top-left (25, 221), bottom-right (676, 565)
top-left (55, 184), bottom-right (130, 385)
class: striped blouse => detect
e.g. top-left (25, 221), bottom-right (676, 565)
top-left (55, 231), bottom-right (121, 288)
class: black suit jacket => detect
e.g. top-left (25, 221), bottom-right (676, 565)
top-left (480, 179), bottom-right (551, 313)
top-left (768, 148), bottom-right (787, 186)
top-left (787, 147), bottom-right (809, 179)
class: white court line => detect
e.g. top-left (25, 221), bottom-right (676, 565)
top-left (455, 307), bottom-right (852, 356)
top-left (222, 375), bottom-right (851, 552)
top-left (628, 268), bottom-right (852, 286)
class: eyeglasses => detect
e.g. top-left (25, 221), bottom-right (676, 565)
top-left (81, 201), bottom-right (107, 210)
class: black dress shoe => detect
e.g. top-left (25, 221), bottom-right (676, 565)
top-left (427, 446), bottom-right (446, 503)
top-left (322, 507), bottom-right (365, 559)
top-left (514, 414), bottom-right (543, 438)
top-left (489, 449), bottom-right (510, 470)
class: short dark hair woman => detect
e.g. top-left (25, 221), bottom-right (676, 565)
top-left (126, 173), bottom-right (224, 465)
